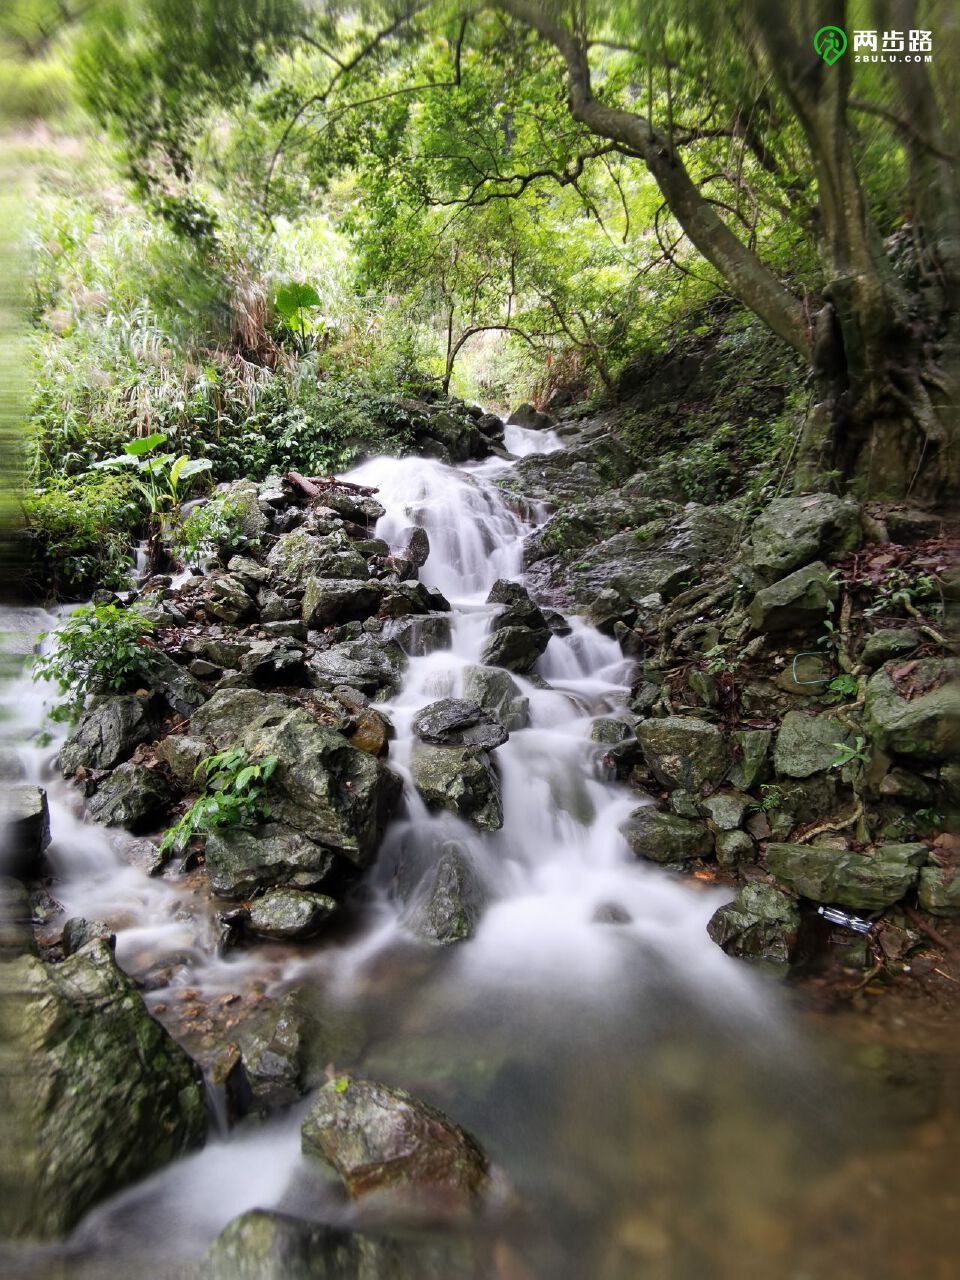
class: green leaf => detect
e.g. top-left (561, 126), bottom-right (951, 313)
top-left (177, 458), bottom-right (213, 482)
top-left (275, 282), bottom-right (322, 324)
top-left (123, 433), bottom-right (168, 456)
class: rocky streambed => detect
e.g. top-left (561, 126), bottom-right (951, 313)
top-left (1, 408), bottom-right (959, 1279)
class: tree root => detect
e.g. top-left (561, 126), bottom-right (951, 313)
top-left (793, 798), bottom-right (864, 844)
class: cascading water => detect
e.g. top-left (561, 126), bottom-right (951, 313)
top-left (2, 433), bottom-right (912, 1280)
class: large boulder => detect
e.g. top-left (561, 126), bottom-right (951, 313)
top-left (412, 699), bottom-right (508, 751)
top-left (308, 636), bottom-right (406, 698)
top-left (0, 940), bottom-right (205, 1239)
top-left (706, 881), bottom-right (800, 969)
top-left (59, 695), bottom-right (154, 774)
top-left (86, 762), bottom-right (171, 830)
top-left (205, 824), bottom-right (340, 898)
top-left (410, 745), bottom-right (503, 831)
top-left (774, 711), bottom-right (852, 778)
top-left (766, 841), bottom-right (926, 909)
top-left (620, 806), bottom-right (714, 865)
top-left (750, 561), bottom-right (838, 633)
top-left (301, 1078), bottom-right (489, 1206)
top-left (461, 665), bottom-right (529, 730)
top-left (507, 402), bottom-right (552, 430)
top-left (267, 528), bottom-right (369, 584)
top-left (479, 625), bottom-right (549, 674)
top-left (863, 659), bottom-right (960, 762)
top-left (636, 716), bottom-right (728, 792)
top-left (0, 785), bottom-right (51, 878)
top-left (302, 578), bottom-right (384, 629)
top-left (139, 649), bottom-right (207, 717)
top-left (190, 692), bottom-right (402, 869)
top-left (750, 494), bottom-right (861, 582)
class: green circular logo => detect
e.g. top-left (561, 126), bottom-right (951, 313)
top-left (814, 25), bottom-right (848, 64)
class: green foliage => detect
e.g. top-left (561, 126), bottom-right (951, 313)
top-left (32, 603), bottom-right (154, 722)
top-left (93, 431), bottom-right (212, 516)
top-left (160, 745), bottom-right (278, 855)
top-left (22, 472), bottom-right (142, 597)
top-left (172, 496), bottom-right (251, 566)
top-left (863, 569), bottom-right (940, 620)
top-left (827, 673), bottom-right (859, 699)
top-left (829, 737), bottom-right (871, 771)
top-left (758, 785), bottom-right (783, 813)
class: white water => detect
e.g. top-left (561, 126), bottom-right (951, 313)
top-left (1, 432), bottom-right (806, 1277)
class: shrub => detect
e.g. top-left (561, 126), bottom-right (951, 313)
top-left (22, 473), bottom-right (142, 597)
top-left (32, 602), bottom-right (154, 722)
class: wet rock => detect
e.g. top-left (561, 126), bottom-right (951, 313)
top-left (61, 917), bottom-right (114, 955)
top-left (204, 574), bottom-right (255, 624)
top-left (248, 889), bottom-right (338, 941)
top-left (389, 615), bottom-right (452, 656)
top-left (155, 733), bottom-right (208, 784)
top-left (414, 847), bottom-right (484, 946)
top-left (918, 865), bottom-right (960, 916)
top-left (864, 658), bottom-right (960, 761)
top-left (348, 707), bottom-right (391, 758)
top-left (0, 939), bottom-right (205, 1239)
top-left (461, 665), bottom-right (529, 731)
top-left (258, 589), bottom-right (300, 622)
top-left (59, 695), bottom-right (154, 773)
top-left (774, 710), bottom-right (852, 778)
top-left (200, 1209), bottom-right (482, 1280)
top-left (507, 402), bottom-right (552, 430)
top-left (592, 901), bottom-right (632, 924)
top-left (302, 578), bottom-right (383, 629)
top-left (766, 841), bottom-right (926, 908)
top-left (321, 489), bottom-right (386, 526)
top-left (715, 829), bottom-right (755, 869)
top-left (189, 658), bottom-right (221, 679)
top-left (590, 718), bottom-right (632, 744)
top-left (240, 637), bottom-right (308, 684)
top-left (139, 648), bottom-right (207, 717)
top-left (620, 806), bottom-right (714, 865)
top-left (0, 876), bottom-right (36, 955)
top-left (727, 729), bottom-right (772, 790)
top-left (191, 692), bottom-right (403, 870)
top-left (121, 837), bottom-right (168, 876)
top-left (218, 479), bottom-right (270, 543)
top-left (706, 882), bottom-right (800, 969)
top-left (699, 790), bottom-right (750, 831)
top-left (410, 744), bottom-right (503, 831)
top-left (479, 624), bottom-right (549, 674)
top-left (477, 412), bottom-right (504, 441)
top-left (86, 762), bottom-right (171, 830)
top-left (267, 528), bottom-right (336, 584)
top-left (750, 493), bottom-right (860, 582)
top-left (205, 825), bottom-right (340, 898)
top-left (860, 628), bottom-right (921, 670)
top-left (239, 992), bottom-right (307, 1110)
top-left (308, 635), bottom-right (406, 698)
top-left (400, 526), bottom-right (430, 569)
top-left (636, 716), bottom-right (728, 792)
top-left (0, 785), bottom-right (51, 878)
top-left (300, 1077), bottom-right (489, 1206)
top-left (412, 699), bottom-right (508, 751)
top-left (749, 561), bottom-right (838, 633)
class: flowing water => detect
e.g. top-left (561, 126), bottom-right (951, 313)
top-left (3, 430), bottom-right (959, 1279)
